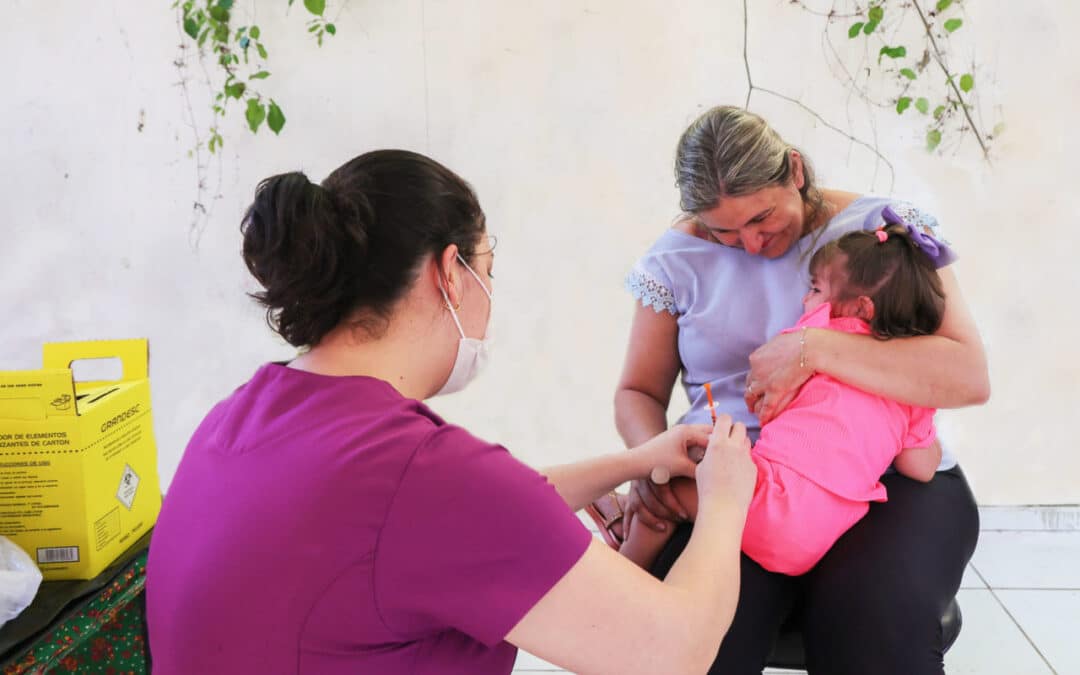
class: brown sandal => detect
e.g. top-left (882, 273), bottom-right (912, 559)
top-left (585, 492), bottom-right (625, 549)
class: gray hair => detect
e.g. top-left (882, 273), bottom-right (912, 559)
top-left (675, 106), bottom-right (823, 222)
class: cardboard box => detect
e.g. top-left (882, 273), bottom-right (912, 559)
top-left (0, 340), bottom-right (161, 580)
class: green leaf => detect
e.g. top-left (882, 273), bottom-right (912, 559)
top-left (183, 17), bottom-right (200, 39)
top-left (209, 5), bottom-right (229, 22)
top-left (915, 97), bottom-right (929, 114)
top-left (863, 19), bottom-right (879, 35)
top-left (250, 25), bottom-right (260, 40)
top-left (246, 98), bottom-right (266, 133)
top-left (250, 70), bottom-right (271, 80)
top-left (304, 0), bottom-right (326, 16)
top-left (217, 0), bottom-right (234, 9)
top-left (848, 22), bottom-right (864, 38)
top-left (944, 18), bottom-right (963, 32)
top-left (868, 5), bottom-right (884, 23)
top-left (936, 0), bottom-right (953, 10)
top-left (879, 45), bottom-right (907, 61)
top-left (959, 73), bottom-right (974, 92)
top-left (198, 26), bottom-right (210, 46)
top-left (267, 100), bottom-right (286, 134)
top-left (308, 23), bottom-right (321, 33)
top-left (896, 96), bottom-right (912, 114)
top-left (933, 105), bottom-right (946, 119)
top-left (256, 43), bottom-right (268, 59)
top-left (326, 23), bottom-right (336, 35)
top-left (900, 68), bottom-right (917, 80)
top-left (926, 129), bottom-right (942, 151)
top-left (224, 81), bottom-right (246, 99)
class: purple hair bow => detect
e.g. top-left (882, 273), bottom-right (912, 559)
top-left (880, 205), bottom-right (957, 268)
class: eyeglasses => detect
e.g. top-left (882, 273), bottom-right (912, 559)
top-left (477, 234), bottom-right (498, 256)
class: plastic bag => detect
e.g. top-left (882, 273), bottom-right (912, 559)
top-left (0, 537), bottom-right (43, 628)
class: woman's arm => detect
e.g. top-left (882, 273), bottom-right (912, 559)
top-left (539, 425), bottom-right (709, 512)
top-left (615, 302), bottom-right (681, 447)
top-left (748, 267), bottom-right (990, 424)
top-left (612, 303), bottom-right (694, 528)
top-left (808, 268), bottom-right (989, 406)
top-left (508, 420), bottom-right (755, 675)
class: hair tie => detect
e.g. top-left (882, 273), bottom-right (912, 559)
top-left (875, 229), bottom-right (888, 243)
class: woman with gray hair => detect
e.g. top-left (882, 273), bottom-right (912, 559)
top-left (607, 106), bottom-right (985, 674)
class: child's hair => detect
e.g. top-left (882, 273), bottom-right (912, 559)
top-left (809, 224), bottom-right (945, 339)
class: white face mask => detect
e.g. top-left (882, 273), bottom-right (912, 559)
top-left (434, 254), bottom-right (494, 397)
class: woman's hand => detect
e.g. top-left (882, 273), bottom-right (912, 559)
top-left (624, 425), bottom-right (710, 532)
top-left (744, 330), bottom-right (815, 425)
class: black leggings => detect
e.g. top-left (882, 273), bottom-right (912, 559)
top-left (650, 465), bottom-right (979, 675)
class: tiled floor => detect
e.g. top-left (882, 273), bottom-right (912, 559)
top-left (513, 506), bottom-right (1080, 674)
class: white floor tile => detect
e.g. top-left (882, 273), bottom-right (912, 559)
top-left (944, 589), bottom-right (1054, 674)
top-left (961, 563), bottom-right (986, 589)
top-left (972, 531), bottom-right (1080, 589)
top-left (996, 590), bottom-right (1080, 674)
top-left (513, 650), bottom-right (566, 672)
top-left (979, 505), bottom-right (1080, 531)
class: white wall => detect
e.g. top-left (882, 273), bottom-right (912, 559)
top-left (2, 0), bottom-right (1077, 504)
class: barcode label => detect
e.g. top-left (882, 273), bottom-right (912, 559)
top-left (37, 546), bottom-right (79, 564)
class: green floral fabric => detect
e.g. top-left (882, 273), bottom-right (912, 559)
top-left (3, 555), bottom-right (148, 674)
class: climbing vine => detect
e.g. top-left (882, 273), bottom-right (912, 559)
top-left (788, 0), bottom-right (999, 161)
top-left (173, 0), bottom-right (342, 238)
top-left (173, 0), bottom-right (998, 232)
top-left (174, 0), bottom-right (338, 153)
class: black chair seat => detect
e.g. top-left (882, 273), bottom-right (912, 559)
top-left (766, 597), bottom-right (962, 670)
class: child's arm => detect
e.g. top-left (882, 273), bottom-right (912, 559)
top-left (893, 439), bottom-right (942, 483)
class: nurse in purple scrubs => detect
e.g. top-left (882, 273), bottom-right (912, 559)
top-left (147, 149), bottom-right (756, 675)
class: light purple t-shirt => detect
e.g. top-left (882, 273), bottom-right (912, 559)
top-left (147, 364), bottom-right (591, 675)
top-left (626, 196), bottom-right (957, 470)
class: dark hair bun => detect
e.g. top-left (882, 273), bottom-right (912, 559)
top-left (241, 151), bottom-right (485, 347)
top-left (240, 171), bottom-right (373, 347)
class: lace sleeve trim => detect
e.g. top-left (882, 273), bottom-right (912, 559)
top-left (625, 266), bottom-right (678, 315)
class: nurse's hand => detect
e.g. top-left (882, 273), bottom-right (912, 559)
top-left (695, 414), bottom-right (755, 513)
top-left (745, 329), bottom-right (815, 425)
top-left (624, 425), bottom-right (709, 531)
top-left (638, 423), bottom-right (711, 480)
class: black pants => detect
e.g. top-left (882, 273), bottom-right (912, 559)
top-left (651, 466), bottom-right (979, 675)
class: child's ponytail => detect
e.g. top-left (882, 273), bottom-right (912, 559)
top-left (809, 213), bottom-right (948, 339)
